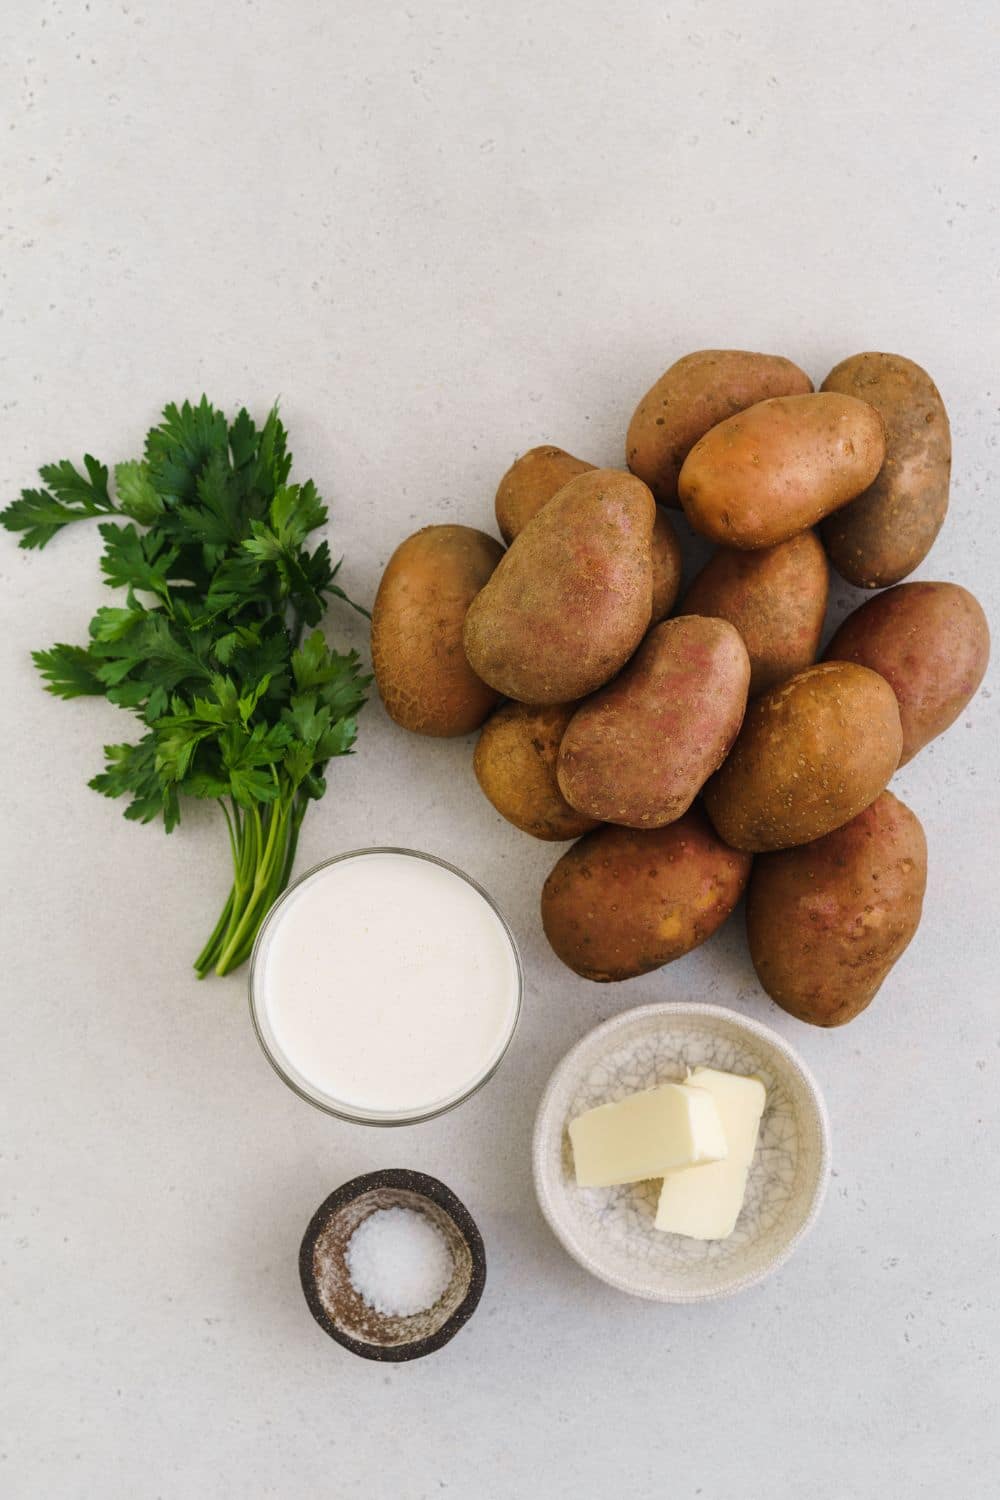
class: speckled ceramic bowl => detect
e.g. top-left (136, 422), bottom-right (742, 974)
top-left (299, 1170), bottom-right (487, 1360)
top-left (533, 1003), bottom-right (831, 1302)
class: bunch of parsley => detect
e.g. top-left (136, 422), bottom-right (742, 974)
top-left (2, 398), bottom-right (370, 977)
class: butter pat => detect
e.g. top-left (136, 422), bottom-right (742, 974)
top-left (569, 1082), bottom-right (728, 1188)
top-left (655, 1068), bottom-right (766, 1240)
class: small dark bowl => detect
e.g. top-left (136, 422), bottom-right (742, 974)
top-left (299, 1169), bottom-right (487, 1362)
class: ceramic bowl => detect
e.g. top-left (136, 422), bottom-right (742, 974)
top-left (299, 1169), bottom-right (487, 1360)
top-left (533, 1003), bottom-right (831, 1302)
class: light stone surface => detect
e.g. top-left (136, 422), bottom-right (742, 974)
top-left (2, 1), bottom-right (998, 1495)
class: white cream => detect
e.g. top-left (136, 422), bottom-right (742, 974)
top-left (255, 851), bottom-right (520, 1116)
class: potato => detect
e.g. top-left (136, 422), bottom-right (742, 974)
top-left (557, 617), bottom-right (750, 828)
top-left (678, 393), bottom-right (886, 548)
top-left (463, 469), bottom-right (654, 704)
top-left (496, 448), bottom-right (679, 625)
top-left (824, 581), bottom-right (990, 765)
top-left (746, 792), bottom-right (927, 1026)
top-left (473, 702), bottom-right (599, 841)
top-left (626, 350), bottom-right (813, 506)
top-left (494, 446), bottom-right (595, 544)
top-left (702, 662), bottom-right (902, 852)
top-left (650, 507), bottom-right (683, 622)
top-left (372, 525), bottom-right (504, 736)
top-left (680, 531), bottom-right (829, 696)
top-left (820, 352), bottom-right (950, 587)
top-left (541, 809), bottom-right (753, 981)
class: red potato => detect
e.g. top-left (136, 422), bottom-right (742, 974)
top-left (371, 525), bottom-right (504, 736)
top-left (824, 581), bottom-right (990, 765)
top-left (494, 446), bottom-right (595, 544)
top-left (473, 702), bottom-right (598, 841)
top-left (820, 352), bottom-right (951, 587)
top-left (703, 662), bottom-right (903, 852)
top-left (650, 507), bottom-right (683, 622)
top-left (494, 446), bottom-right (680, 625)
top-left (746, 792), bottom-right (927, 1026)
top-left (626, 350), bottom-right (814, 506)
top-left (463, 469), bottom-right (655, 704)
top-left (541, 809), bottom-right (753, 981)
top-left (678, 393), bottom-right (886, 549)
top-left (680, 531), bottom-right (829, 696)
top-left (556, 617), bottom-right (750, 828)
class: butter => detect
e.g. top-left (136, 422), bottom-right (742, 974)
top-left (655, 1067), bottom-right (766, 1240)
top-left (569, 1081), bottom-right (728, 1188)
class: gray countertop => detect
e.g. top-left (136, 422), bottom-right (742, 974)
top-left (3, 2), bottom-right (998, 1495)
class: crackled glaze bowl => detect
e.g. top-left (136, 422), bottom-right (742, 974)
top-left (533, 1003), bottom-right (831, 1302)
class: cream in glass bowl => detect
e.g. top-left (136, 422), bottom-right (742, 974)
top-left (249, 848), bottom-right (522, 1125)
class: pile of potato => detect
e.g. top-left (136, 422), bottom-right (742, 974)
top-left (371, 350), bottom-right (990, 1028)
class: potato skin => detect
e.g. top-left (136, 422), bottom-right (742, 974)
top-left (681, 531), bottom-right (829, 696)
top-left (473, 702), bottom-right (599, 841)
top-left (495, 447), bottom-right (678, 625)
top-left (557, 617), bottom-right (750, 829)
top-left (650, 507), bottom-right (683, 622)
top-left (746, 792), bottom-right (927, 1026)
top-left (824, 581), bottom-right (990, 765)
top-left (463, 469), bottom-right (654, 704)
top-left (626, 350), bottom-right (813, 506)
top-left (703, 662), bottom-right (903, 852)
top-left (372, 524), bottom-right (504, 736)
top-left (494, 446), bottom-right (595, 544)
top-left (678, 393), bottom-right (886, 549)
top-left (820, 352), bottom-right (950, 587)
top-left (541, 809), bottom-right (753, 981)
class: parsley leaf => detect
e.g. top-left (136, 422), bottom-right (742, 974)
top-left (32, 644), bottom-right (106, 699)
top-left (4, 398), bottom-right (371, 976)
top-left (39, 454), bottom-right (111, 507)
top-left (144, 397), bottom-right (229, 504)
top-left (98, 523), bottom-right (179, 598)
top-left (115, 461), bottom-right (164, 524)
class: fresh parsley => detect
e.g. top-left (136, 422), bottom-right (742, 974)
top-left (3, 397), bottom-right (371, 977)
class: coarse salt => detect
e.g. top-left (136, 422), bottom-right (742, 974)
top-left (346, 1206), bottom-right (454, 1317)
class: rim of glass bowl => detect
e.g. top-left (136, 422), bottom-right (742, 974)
top-left (248, 846), bottom-right (524, 1126)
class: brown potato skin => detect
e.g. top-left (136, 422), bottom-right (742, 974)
top-left (678, 393), bottom-right (886, 549)
top-left (494, 446), bottom-right (595, 544)
top-left (557, 617), bottom-right (750, 829)
top-left (372, 524), bottom-right (504, 736)
top-left (494, 448), bottom-right (678, 624)
top-left (541, 809), bottom-right (753, 981)
top-left (626, 350), bottom-right (813, 506)
top-left (820, 352), bottom-right (951, 588)
top-left (681, 531), bottom-right (829, 696)
top-left (746, 792), bottom-right (927, 1026)
top-left (473, 702), bottom-right (599, 841)
top-left (824, 581), bottom-right (990, 766)
top-left (703, 662), bottom-right (903, 853)
top-left (650, 507), bottom-right (683, 622)
top-left (463, 469), bottom-right (654, 704)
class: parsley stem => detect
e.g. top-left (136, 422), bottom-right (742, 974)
top-left (193, 885), bottom-right (235, 978)
top-left (279, 795), bottom-right (307, 891)
top-left (218, 798), bottom-right (238, 866)
top-left (210, 787), bottom-right (299, 976)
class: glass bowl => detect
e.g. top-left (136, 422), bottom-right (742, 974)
top-left (248, 847), bottom-right (523, 1126)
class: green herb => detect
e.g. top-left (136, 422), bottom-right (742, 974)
top-left (3, 397), bottom-right (371, 977)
